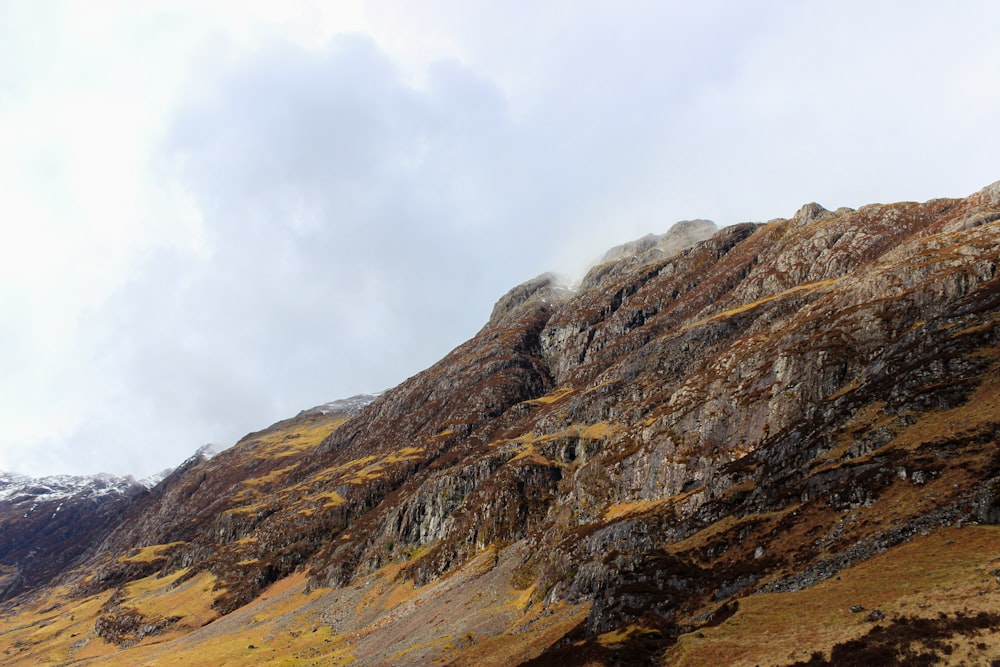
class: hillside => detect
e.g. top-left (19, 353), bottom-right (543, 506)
top-left (2, 183), bottom-right (1000, 665)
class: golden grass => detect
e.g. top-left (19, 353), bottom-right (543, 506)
top-left (668, 526), bottom-right (1000, 666)
top-left (244, 416), bottom-right (349, 461)
top-left (0, 567), bottom-right (225, 666)
top-left (92, 572), bottom-right (356, 667)
top-left (458, 599), bottom-right (592, 667)
top-left (579, 422), bottom-right (612, 439)
top-left (604, 485), bottom-right (707, 522)
top-left (666, 506), bottom-right (797, 557)
top-left (0, 586), bottom-right (112, 666)
top-left (510, 445), bottom-right (551, 465)
top-left (688, 278), bottom-right (842, 330)
top-left (597, 623), bottom-right (661, 647)
top-left (118, 541), bottom-right (186, 564)
top-left (812, 347), bottom-right (999, 481)
top-left (241, 462), bottom-right (302, 488)
top-left (384, 446), bottom-right (425, 465)
top-left (346, 463), bottom-right (384, 485)
top-left (604, 497), bottom-right (674, 522)
top-left (129, 570), bottom-right (221, 642)
top-left (223, 500), bottom-right (273, 516)
top-left (1, 544), bottom-right (595, 667)
top-left (316, 490), bottom-right (346, 508)
top-left (523, 387), bottom-right (576, 406)
top-left (889, 362), bottom-right (1000, 452)
top-left (328, 455), bottom-right (378, 475)
top-left (388, 635), bottom-right (454, 661)
top-left (505, 421), bottom-right (617, 466)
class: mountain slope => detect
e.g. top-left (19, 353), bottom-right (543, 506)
top-left (0, 472), bottom-right (144, 601)
top-left (2, 182), bottom-right (999, 666)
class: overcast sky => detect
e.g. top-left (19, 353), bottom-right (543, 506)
top-left (2, 1), bottom-right (999, 478)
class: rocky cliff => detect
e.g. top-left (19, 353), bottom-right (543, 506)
top-left (2, 182), bottom-right (1000, 666)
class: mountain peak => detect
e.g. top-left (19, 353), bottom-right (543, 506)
top-left (598, 219), bottom-right (718, 264)
top-left (487, 271), bottom-right (572, 326)
top-left (296, 393), bottom-right (382, 418)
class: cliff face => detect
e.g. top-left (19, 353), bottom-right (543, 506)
top-left (2, 182), bottom-right (1000, 666)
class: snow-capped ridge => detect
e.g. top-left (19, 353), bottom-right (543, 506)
top-left (138, 467), bottom-right (175, 489)
top-left (298, 393), bottom-right (382, 417)
top-left (0, 470), bottom-right (142, 503)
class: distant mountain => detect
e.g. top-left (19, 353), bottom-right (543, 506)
top-left (0, 398), bottom-right (375, 606)
top-left (2, 182), bottom-right (999, 665)
top-left (0, 471), bottom-right (143, 600)
top-left (0, 472), bottom-right (142, 503)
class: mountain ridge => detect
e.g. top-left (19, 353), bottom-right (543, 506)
top-left (2, 181), bottom-right (1000, 665)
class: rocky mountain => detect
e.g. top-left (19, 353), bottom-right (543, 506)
top-left (0, 471), bottom-right (144, 601)
top-left (2, 182), bottom-right (1000, 665)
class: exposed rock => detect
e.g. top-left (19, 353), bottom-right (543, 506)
top-left (487, 272), bottom-right (571, 326)
top-left (865, 609), bottom-right (886, 622)
top-left (596, 219), bottom-right (717, 264)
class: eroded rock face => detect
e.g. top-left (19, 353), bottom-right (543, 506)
top-left (8, 181), bottom-right (1000, 663)
top-left (594, 219), bottom-right (718, 268)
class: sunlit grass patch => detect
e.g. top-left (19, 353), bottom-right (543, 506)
top-left (523, 387), bottom-right (575, 406)
top-left (118, 541), bottom-right (186, 564)
top-left (688, 278), bottom-right (842, 329)
top-left (668, 526), bottom-right (1000, 666)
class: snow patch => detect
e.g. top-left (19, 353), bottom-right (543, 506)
top-left (0, 470), bottom-right (141, 504)
top-left (299, 393), bottom-right (382, 417)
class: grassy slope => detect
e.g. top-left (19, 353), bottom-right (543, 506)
top-left (0, 401), bottom-right (587, 666)
top-left (668, 525), bottom-right (1000, 666)
top-left (1, 547), bottom-right (588, 666)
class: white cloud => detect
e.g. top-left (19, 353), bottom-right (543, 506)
top-left (2, 1), bottom-right (999, 476)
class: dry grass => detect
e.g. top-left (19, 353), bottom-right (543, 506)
top-left (889, 361), bottom-right (1000, 452)
top-left (687, 278), bottom-right (842, 330)
top-left (0, 585), bottom-right (114, 666)
top-left (240, 463), bottom-right (302, 489)
top-left (118, 541), bottom-right (186, 564)
top-left (79, 546), bottom-right (590, 667)
top-left (506, 421), bottom-right (617, 465)
top-left (605, 494), bottom-right (683, 522)
top-left (603, 479), bottom-right (714, 522)
top-left (246, 417), bottom-right (349, 460)
top-left (83, 572), bottom-right (354, 666)
top-left (129, 570), bottom-right (220, 636)
top-left (668, 526), bottom-right (1000, 666)
top-left (385, 446), bottom-right (425, 464)
top-left (510, 443), bottom-right (551, 465)
top-left (0, 567), bottom-right (224, 666)
top-left (523, 387), bottom-right (576, 406)
top-left (597, 623), bottom-right (662, 647)
top-left (579, 422), bottom-right (612, 439)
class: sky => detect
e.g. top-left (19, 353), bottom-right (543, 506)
top-left (2, 1), bottom-right (999, 478)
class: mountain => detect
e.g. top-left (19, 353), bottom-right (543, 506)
top-left (2, 183), bottom-right (1000, 665)
top-left (0, 472), bottom-right (144, 601)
